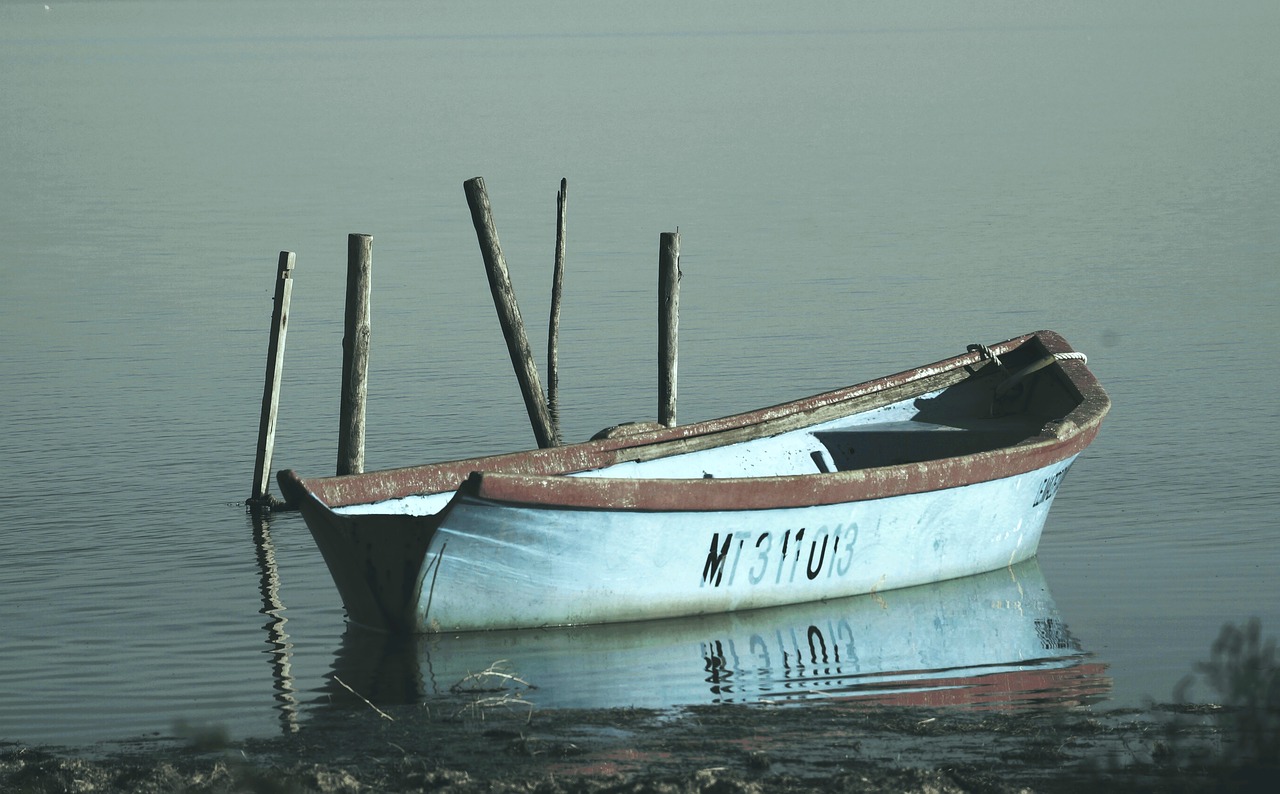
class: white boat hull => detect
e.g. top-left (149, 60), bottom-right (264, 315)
top-left (415, 456), bottom-right (1076, 631)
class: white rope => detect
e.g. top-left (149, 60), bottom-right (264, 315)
top-left (968, 344), bottom-right (1087, 368)
top-left (967, 343), bottom-right (1002, 368)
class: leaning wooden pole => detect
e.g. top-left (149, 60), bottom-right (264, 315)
top-left (658, 231), bottom-right (680, 427)
top-left (547, 178), bottom-right (567, 432)
top-left (336, 233), bottom-right (372, 475)
top-left (249, 251), bottom-right (295, 506)
top-left (464, 177), bottom-right (558, 448)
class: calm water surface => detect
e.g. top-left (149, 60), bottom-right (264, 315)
top-left (1, 0), bottom-right (1277, 746)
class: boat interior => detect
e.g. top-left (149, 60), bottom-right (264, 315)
top-left (810, 419), bottom-right (1040, 472)
top-left (584, 346), bottom-right (1080, 480)
top-left (327, 334), bottom-right (1093, 516)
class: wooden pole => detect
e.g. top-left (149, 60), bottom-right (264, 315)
top-left (547, 178), bottom-right (567, 434)
top-left (464, 177), bottom-right (559, 448)
top-left (337, 233), bottom-right (372, 475)
top-left (658, 231), bottom-right (680, 427)
top-left (250, 251), bottom-right (295, 505)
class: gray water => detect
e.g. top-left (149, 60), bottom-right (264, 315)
top-left (2, 0), bottom-right (1277, 748)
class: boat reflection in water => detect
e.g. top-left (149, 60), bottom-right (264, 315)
top-left (322, 558), bottom-right (1109, 714)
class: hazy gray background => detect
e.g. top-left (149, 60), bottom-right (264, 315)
top-left (2, 0), bottom-right (1277, 745)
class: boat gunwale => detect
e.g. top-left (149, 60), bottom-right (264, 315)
top-left (458, 417), bottom-right (1100, 512)
top-left (279, 330), bottom-right (1107, 512)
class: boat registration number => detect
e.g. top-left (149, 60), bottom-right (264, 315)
top-left (700, 524), bottom-right (858, 589)
top-left (1032, 464), bottom-right (1072, 507)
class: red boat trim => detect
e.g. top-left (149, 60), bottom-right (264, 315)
top-left (282, 330), bottom-right (1106, 511)
top-left (459, 418), bottom-right (1101, 512)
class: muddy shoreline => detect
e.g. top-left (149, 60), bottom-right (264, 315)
top-left (3, 700), bottom-right (1266, 793)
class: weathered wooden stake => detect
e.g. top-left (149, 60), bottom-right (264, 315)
top-left (337, 233), bottom-right (372, 475)
top-left (547, 178), bottom-right (567, 433)
top-left (250, 251), bottom-right (295, 505)
top-left (658, 231), bottom-right (680, 427)
top-left (464, 177), bottom-right (559, 448)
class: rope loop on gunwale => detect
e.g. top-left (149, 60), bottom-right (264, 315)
top-left (966, 343), bottom-right (1002, 370)
top-left (1052, 351), bottom-right (1088, 364)
top-left (967, 344), bottom-right (1087, 369)
top-left (968, 342), bottom-right (1089, 412)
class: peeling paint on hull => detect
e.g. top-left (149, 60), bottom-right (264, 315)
top-left (415, 457), bottom-right (1075, 631)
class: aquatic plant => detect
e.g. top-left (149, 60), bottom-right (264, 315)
top-left (1163, 618), bottom-right (1280, 788)
top-left (450, 660), bottom-right (535, 722)
top-left (1188, 618), bottom-right (1280, 768)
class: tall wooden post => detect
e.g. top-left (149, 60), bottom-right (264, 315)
top-left (250, 251), bottom-right (295, 505)
top-left (337, 233), bottom-right (372, 475)
top-left (464, 177), bottom-right (558, 448)
top-left (548, 178), bottom-right (567, 432)
top-left (658, 231), bottom-right (680, 427)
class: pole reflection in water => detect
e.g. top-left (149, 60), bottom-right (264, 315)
top-left (250, 509), bottom-right (299, 732)
top-left (321, 558), bottom-right (1109, 715)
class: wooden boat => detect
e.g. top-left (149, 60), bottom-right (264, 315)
top-left (278, 329), bottom-right (1109, 634)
